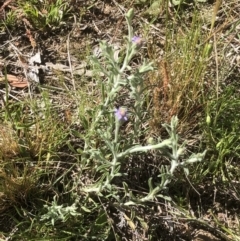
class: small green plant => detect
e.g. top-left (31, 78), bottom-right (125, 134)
top-left (20, 0), bottom-right (71, 30)
top-left (202, 86), bottom-right (240, 180)
top-left (0, 10), bottom-right (18, 30)
top-left (139, 0), bottom-right (207, 16)
top-left (40, 195), bottom-right (79, 226)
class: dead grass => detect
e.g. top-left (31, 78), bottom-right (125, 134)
top-left (0, 123), bottom-right (19, 158)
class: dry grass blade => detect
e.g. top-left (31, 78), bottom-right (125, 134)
top-left (210, 0), bottom-right (223, 34)
top-left (0, 123), bottom-right (19, 158)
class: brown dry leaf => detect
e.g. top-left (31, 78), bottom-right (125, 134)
top-left (0, 74), bottom-right (29, 88)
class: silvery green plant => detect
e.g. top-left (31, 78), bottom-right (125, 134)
top-left (123, 116), bottom-right (206, 205)
top-left (40, 196), bottom-right (79, 226)
top-left (80, 9), bottom-right (206, 204)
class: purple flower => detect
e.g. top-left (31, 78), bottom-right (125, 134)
top-left (132, 36), bottom-right (143, 46)
top-left (115, 107), bottom-right (128, 122)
